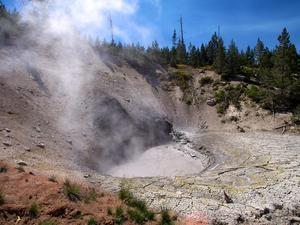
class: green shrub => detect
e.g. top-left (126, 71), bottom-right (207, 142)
top-left (215, 84), bottom-right (245, 114)
top-left (171, 70), bottom-right (193, 91)
top-left (38, 220), bottom-right (56, 225)
top-left (0, 191), bottom-right (4, 205)
top-left (118, 187), bottom-right (154, 223)
top-left (199, 76), bottom-right (213, 86)
top-left (246, 85), bottom-right (267, 103)
top-left (29, 202), bottom-right (40, 218)
top-left (63, 180), bottom-right (82, 202)
top-left (292, 105), bottom-right (300, 125)
top-left (115, 207), bottom-right (125, 225)
top-left (160, 210), bottom-right (173, 225)
top-left (87, 218), bottom-right (98, 225)
top-left (128, 209), bottom-right (145, 224)
top-left (0, 167), bottom-right (8, 173)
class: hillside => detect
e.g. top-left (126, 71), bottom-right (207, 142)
top-left (0, 1), bottom-right (300, 224)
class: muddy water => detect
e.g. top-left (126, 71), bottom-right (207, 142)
top-left (107, 143), bottom-right (210, 177)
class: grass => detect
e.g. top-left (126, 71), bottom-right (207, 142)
top-left (63, 180), bottom-right (82, 202)
top-left (63, 180), bottom-right (98, 203)
top-left (87, 218), bottom-right (98, 225)
top-left (160, 209), bottom-right (173, 225)
top-left (0, 191), bottom-right (4, 205)
top-left (38, 220), bottom-right (56, 225)
top-left (84, 188), bottom-right (97, 203)
top-left (118, 187), bottom-right (155, 224)
top-left (115, 207), bottom-right (125, 225)
top-left (29, 202), bottom-right (40, 218)
top-left (0, 167), bottom-right (8, 173)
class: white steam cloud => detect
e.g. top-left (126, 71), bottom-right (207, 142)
top-left (21, 0), bottom-right (156, 45)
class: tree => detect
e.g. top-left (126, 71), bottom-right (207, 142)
top-left (214, 37), bottom-right (226, 74)
top-left (177, 39), bottom-right (187, 64)
top-left (245, 46), bottom-right (255, 66)
top-left (272, 28), bottom-right (298, 90)
top-left (254, 38), bottom-right (265, 66)
top-left (199, 44), bottom-right (208, 66)
top-left (206, 32), bottom-right (219, 65)
top-left (223, 40), bottom-right (241, 78)
top-left (188, 44), bottom-right (199, 67)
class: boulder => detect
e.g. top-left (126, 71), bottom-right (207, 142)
top-left (207, 98), bottom-right (216, 107)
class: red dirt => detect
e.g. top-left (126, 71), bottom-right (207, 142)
top-left (0, 162), bottom-right (159, 225)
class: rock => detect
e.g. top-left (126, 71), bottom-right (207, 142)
top-left (84, 174), bottom-right (91, 179)
top-left (3, 141), bottom-right (12, 147)
top-left (33, 126), bottom-right (41, 133)
top-left (206, 98), bottom-right (216, 107)
top-left (67, 139), bottom-right (73, 145)
top-left (5, 128), bottom-right (11, 133)
top-left (237, 126), bottom-right (246, 133)
top-left (17, 160), bottom-right (28, 166)
top-left (37, 143), bottom-right (45, 148)
top-left (24, 146), bottom-right (31, 152)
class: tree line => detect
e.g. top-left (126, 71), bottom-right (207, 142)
top-left (0, 2), bottom-right (300, 120)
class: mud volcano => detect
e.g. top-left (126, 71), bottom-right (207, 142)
top-left (85, 96), bottom-right (209, 177)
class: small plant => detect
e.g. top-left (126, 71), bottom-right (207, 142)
top-left (115, 207), bottom-right (125, 225)
top-left (29, 202), bottom-right (40, 218)
top-left (0, 191), bottom-right (5, 205)
top-left (63, 180), bottom-right (81, 202)
top-left (199, 76), bottom-right (213, 86)
top-left (118, 187), bottom-right (154, 224)
top-left (84, 188), bottom-right (97, 203)
top-left (87, 218), bottom-right (98, 225)
top-left (160, 209), bottom-right (173, 225)
top-left (107, 207), bottom-right (113, 216)
top-left (48, 175), bottom-right (57, 183)
top-left (128, 209), bottom-right (145, 224)
top-left (38, 220), bottom-right (56, 225)
top-left (0, 167), bottom-right (8, 173)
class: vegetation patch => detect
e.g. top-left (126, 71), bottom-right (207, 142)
top-left (38, 220), bottom-right (56, 225)
top-left (87, 218), bottom-right (98, 225)
top-left (29, 202), bottom-right (40, 218)
top-left (0, 167), bottom-right (8, 173)
top-left (171, 70), bottom-right (193, 91)
top-left (118, 187), bottom-right (155, 224)
top-left (215, 84), bottom-right (245, 114)
top-left (63, 180), bottom-right (82, 202)
top-left (0, 191), bottom-right (5, 205)
top-left (199, 76), bottom-right (213, 86)
top-left (160, 209), bottom-right (174, 225)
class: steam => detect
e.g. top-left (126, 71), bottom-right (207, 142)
top-left (0, 0), bottom-right (170, 173)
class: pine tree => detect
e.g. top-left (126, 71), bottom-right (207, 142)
top-left (254, 38), bottom-right (265, 66)
top-left (188, 44), bottom-right (198, 67)
top-left (223, 40), bottom-right (241, 78)
top-left (245, 46), bottom-right (255, 66)
top-left (206, 33), bottom-right (219, 65)
top-left (200, 44), bottom-right (208, 66)
top-left (214, 37), bottom-right (226, 74)
top-left (272, 28), bottom-right (298, 90)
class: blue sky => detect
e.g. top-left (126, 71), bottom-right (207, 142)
top-left (3, 0), bottom-right (300, 50)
